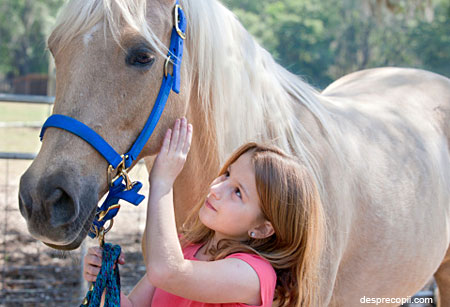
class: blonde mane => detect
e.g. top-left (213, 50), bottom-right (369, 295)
top-left (49, 0), bottom-right (340, 192)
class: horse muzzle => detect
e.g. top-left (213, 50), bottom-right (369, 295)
top-left (18, 164), bottom-right (98, 250)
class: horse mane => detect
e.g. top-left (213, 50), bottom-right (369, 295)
top-left (49, 0), bottom-right (340, 192)
top-left (183, 1), bottom-right (338, 192)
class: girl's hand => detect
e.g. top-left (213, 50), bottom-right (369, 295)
top-left (149, 118), bottom-right (193, 195)
top-left (83, 247), bottom-right (125, 282)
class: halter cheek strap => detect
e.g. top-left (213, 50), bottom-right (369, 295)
top-left (39, 1), bottom-right (186, 239)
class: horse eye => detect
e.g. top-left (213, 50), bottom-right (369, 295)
top-left (126, 48), bottom-right (155, 68)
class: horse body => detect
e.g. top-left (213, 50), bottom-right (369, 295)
top-left (18, 0), bottom-right (450, 305)
top-left (319, 67), bottom-right (450, 305)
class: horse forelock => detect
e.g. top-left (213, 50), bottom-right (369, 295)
top-left (48, 0), bottom-right (167, 56)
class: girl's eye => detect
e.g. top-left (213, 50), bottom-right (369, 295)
top-left (224, 170), bottom-right (230, 177)
top-left (235, 187), bottom-right (242, 199)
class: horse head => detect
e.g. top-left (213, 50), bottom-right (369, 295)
top-left (18, 0), bottom-right (191, 250)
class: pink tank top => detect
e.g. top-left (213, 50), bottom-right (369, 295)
top-left (151, 243), bottom-right (276, 307)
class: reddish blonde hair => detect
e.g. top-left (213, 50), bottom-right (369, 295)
top-left (181, 142), bottom-right (325, 306)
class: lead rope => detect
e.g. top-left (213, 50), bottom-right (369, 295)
top-left (81, 231), bottom-right (122, 307)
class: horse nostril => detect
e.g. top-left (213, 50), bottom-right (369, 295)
top-left (45, 188), bottom-right (78, 228)
top-left (19, 192), bottom-right (33, 220)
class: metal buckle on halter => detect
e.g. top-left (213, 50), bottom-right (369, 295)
top-left (92, 219), bottom-right (115, 244)
top-left (164, 55), bottom-right (173, 77)
top-left (97, 204), bottom-right (121, 222)
top-left (174, 4), bottom-right (186, 40)
top-left (98, 227), bottom-right (106, 247)
top-left (107, 154), bottom-right (133, 190)
top-left (119, 168), bottom-right (133, 191)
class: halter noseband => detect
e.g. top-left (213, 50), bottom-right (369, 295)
top-left (39, 1), bottom-right (187, 240)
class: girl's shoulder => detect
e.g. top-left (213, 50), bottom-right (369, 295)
top-left (225, 253), bottom-right (276, 281)
top-left (181, 245), bottom-right (277, 306)
top-left (225, 253), bottom-right (277, 307)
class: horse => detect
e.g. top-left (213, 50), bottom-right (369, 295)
top-left (18, 0), bottom-right (450, 305)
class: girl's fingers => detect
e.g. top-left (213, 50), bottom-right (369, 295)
top-left (84, 263), bottom-right (100, 276)
top-left (88, 246), bottom-right (102, 258)
top-left (86, 254), bottom-right (102, 267)
top-left (90, 265), bottom-right (101, 276)
top-left (84, 273), bottom-right (97, 282)
top-left (183, 124), bottom-right (193, 154)
top-left (161, 129), bottom-right (171, 154)
top-left (176, 118), bottom-right (187, 152)
top-left (169, 119), bottom-right (180, 152)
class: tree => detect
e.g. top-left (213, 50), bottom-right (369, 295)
top-left (0, 0), bottom-right (64, 78)
top-left (223, 0), bottom-right (339, 87)
top-left (0, 0), bottom-right (447, 90)
top-left (367, 0), bottom-right (435, 22)
top-left (222, 0), bottom-right (449, 87)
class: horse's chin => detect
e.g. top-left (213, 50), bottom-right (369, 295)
top-left (44, 237), bottom-right (84, 250)
top-left (41, 208), bottom-right (96, 251)
top-left (43, 227), bottom-right (87, 250)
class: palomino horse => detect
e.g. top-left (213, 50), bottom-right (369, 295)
top-left (18, 0), bottom-right (450, 305)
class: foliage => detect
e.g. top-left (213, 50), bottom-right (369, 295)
top-left (223, 0), bottom-right (449, 88)
top-left (0, 0), bottom-right (448, 90)
top-left (0, 0), bottom-right (64, 77)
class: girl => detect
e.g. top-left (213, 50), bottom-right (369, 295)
top-left (83, 118), bottom-right (325, 306)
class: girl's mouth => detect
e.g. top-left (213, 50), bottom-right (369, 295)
top-left (205, 199), bottom-right (217, 211)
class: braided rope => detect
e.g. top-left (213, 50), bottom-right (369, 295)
top-left (81, 243), bottom-right (122, 307)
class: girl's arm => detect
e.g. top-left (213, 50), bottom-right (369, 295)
top-left (124, 274), bottom-right (156, 307)
top-left (146, 188), bottom-right (262, 305)
top-left (105, 275), bottom-right (156, 307)
top-left (145, 118), bottom-right (263, 305)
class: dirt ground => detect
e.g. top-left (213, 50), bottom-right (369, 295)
top-left (0, 159), bottom-right (149, 306)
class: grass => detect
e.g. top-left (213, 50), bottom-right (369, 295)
top-left (0, 102), bottom-right (52, 122)
top-left (0, 127), bottom-right (42, 153)
top-left (0, 102), bottom-right (52, 152)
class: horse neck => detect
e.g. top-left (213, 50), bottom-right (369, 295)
top-left (191, 48), bottom-right (334, 195)
top-left (171, 77), bottom-right (221, 226)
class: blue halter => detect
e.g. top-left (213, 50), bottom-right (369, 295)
top-left (40, 1), bottom-right (186, 240)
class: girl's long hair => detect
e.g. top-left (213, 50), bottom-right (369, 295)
top-left (180, 142), bottom-right (326, 306)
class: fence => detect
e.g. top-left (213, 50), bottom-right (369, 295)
top-left (12, 75), bottom-right (49, 96)
top-left (0, 94), bottom-right (147, 306)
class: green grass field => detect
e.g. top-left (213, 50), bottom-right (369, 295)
top-left (0, 102), bottom-right (53, 152)
top-left (0, 102), bottom-right (52, 122)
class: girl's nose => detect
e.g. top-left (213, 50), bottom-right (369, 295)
top-left (210, 181), bottom-right (224, 200)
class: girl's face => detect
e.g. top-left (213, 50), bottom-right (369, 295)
top-left (199, 152), bottom-right (267, 241)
